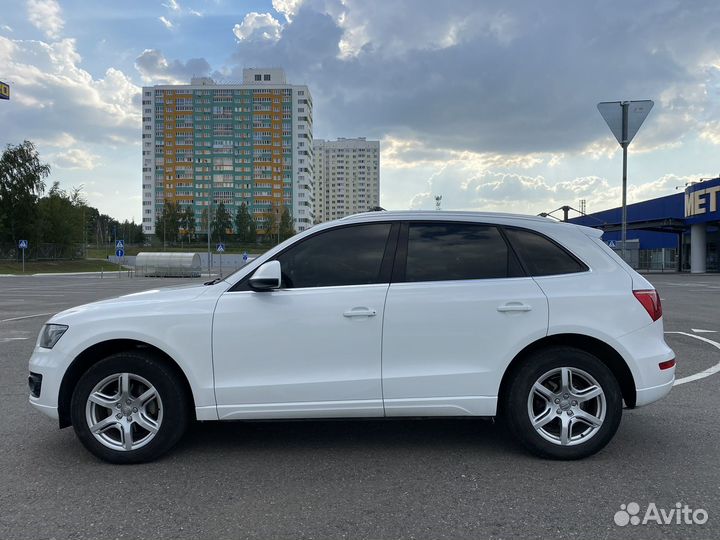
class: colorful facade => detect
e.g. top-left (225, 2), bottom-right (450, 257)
top-left (141, 69), bottom-right (313, 237)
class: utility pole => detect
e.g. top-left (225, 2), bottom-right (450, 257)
top-left (207, 200), bottom-right (212, 276)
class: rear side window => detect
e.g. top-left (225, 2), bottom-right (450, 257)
top-left (404, 223), bottom-right (523, 282)
top-left (503, 227), bottom-right (587, 276)
top-left (276, 223), bottom-right (391, 288)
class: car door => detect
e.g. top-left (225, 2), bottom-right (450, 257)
top-left (212, 222), bottom-right (398, 420)
top-left (381, 221), bottom-right (549, 417)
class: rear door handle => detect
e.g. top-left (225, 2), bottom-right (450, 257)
top-left (497, 302), bottom-right (532, 313)
top-left (343, 307), bottom-right (377, 318)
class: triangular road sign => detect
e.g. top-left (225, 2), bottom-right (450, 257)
top-left (597, 100), bottom-right (654, 146)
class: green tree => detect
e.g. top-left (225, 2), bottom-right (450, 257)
top-left (279, 207), bottom-right (295, 241)
top-left (37, 182), bottom-right (83, 248)
top-left (211, 202), bottom-right (232, 242)
top-left (0, 140), bottom-right (50, 247)
top-left (264, 206), bottom-right (278, 244)
top-left (180, 205), bottom-right (196, 243)
top-left (234, 202), bottom-right (252, 243)
top-left (155, 202), bottom-right (181, 245)
top-left (247, 217), bottom-right (257, 244)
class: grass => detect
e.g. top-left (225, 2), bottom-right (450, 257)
top-left (85, 245), bottom-right (269, 258)
top-left (0, 259), bottom-right (125, 275)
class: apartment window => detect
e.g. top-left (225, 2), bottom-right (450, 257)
top-left (264, 74), bottom-right (271, 81)
top-left (254, 74), bottom-right (262, 81)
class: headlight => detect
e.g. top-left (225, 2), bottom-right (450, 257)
top-left (39, 324), bottom-right (68, 349)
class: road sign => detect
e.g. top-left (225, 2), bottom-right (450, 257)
top-left (116, 249), bottom-right (124, 258)
top-left (115, 240), bottom-right (124, 250)
top-left (597, 100), bottom-right (654, 146)
top-left (216, 243), bottom-right (225, 253)
top-left (242, 251), bottom-right (248, 262)
top-left (607, 240), bottom-right (617, 248)
top-left (0, 81), bottom-right (9, 100)
top-left (597, 100), bottom-right (654, 263)
top-left (18, 240), bottom-right (28, 249)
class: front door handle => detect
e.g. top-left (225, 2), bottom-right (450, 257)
top-left (497, 302), bottom-right (532, 313)
top-left (343, 307), bottom-right (377, 318)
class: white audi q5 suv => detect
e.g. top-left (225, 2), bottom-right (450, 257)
top-left (28, 211), bottom-right (675, 463)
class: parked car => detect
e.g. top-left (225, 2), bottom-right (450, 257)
top-left (28, 211), bottom-right (675, 463)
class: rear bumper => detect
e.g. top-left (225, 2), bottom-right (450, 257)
top-left (635, 378), bottom-right (674, 407)
top-left (615, 318), bottom-right (675, 407)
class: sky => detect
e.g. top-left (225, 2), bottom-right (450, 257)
top-left (1, 0), bottom-right (720, 222)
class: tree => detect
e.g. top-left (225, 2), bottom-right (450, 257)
top-left (37, 182), bottom-right (83, 249)
top-left (0, 141), bottom-right (50, 247)
top-left (263, 204), bottom-right (279, 244)
top-left (279, 207), bottom-right (295, 241)
top-left (211, 202), bottom-right (232, 242)
top-left (180, 205), bottom-right (196, 243)
top-left (155, 202), bottom-right (181, 244)
top-left (234, 203), bottom-right (252, 243)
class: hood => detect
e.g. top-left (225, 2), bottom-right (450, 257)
top-left (49, 281), bottom-right (221, 324)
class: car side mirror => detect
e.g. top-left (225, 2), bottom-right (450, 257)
top-left (248, 260), bottom-right (282, 291)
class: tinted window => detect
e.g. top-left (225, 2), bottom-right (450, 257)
top-left (404, 223), bottom-right (521, 282)
top-left (503, 227), bottom-right (586, 276)
top-left (276, 223), bottom-right (391, 288)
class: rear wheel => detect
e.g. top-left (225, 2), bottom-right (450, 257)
top-left (502, 347), bottom-right (622, 459)
top-left (70, 351), bottom-right (189, 464)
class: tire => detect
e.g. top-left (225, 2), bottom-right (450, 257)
top-left (502, 346), bottom-right (622, 460)
top-left (70, 351), bottom-right (190, 464)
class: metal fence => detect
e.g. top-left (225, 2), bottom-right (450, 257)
top-left (0, 243), bottom-right (84, 261)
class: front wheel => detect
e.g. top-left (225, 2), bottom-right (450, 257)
top-left (70, 351), bottom-right (189, 464)
top-left (502, 347), bottom-right (623, 459)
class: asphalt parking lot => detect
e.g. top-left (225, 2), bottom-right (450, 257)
top-left (1, 272), bottom-right (719, 539)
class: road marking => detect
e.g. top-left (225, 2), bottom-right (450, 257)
top-left (0, 313), bottom-right (51, 323)
top-left (666, 331), bottom-right (720, 385)
top-left (0, 337), bottom-right (29, 343)
top-left (691, 328), bottom-right (717, 333)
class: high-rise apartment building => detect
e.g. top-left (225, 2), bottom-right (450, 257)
top-left (141, 68), bottom-right (313, 237)
top-left (312, 138), bottom-right (380, 223)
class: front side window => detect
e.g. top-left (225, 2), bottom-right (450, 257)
top-left (503, 227), bottom-right (587, 276)
top-left (276, 223), bottom-right (392, 288)
top-left (404, 223), bottom-right (521, 282)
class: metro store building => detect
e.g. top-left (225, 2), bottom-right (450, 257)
top-left (570, 177), bottom-right (720, 273)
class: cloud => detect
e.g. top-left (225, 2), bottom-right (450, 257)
top-left (0, 36), bottom-right (140, 146)
top-left (163, 0), bottom-right (180, 12)
top-left (189, 9), bottom-right (202, 17)
top-left (159, 16), bottom-right (173, 29)
top-left (135, 49), bottom-right (212, 85)
top-left (272, 0), bottom-right (305, 22)
top-left (1, 24), bottom-right (13, 33)
top-left (227, 0), bottom-right (720, 158)
top-left (52, 148), bottom-right (100, 170)
top-left (233, 12), bottom-right (283, 42)
top-left (26, 0), bottom-right (64, 40)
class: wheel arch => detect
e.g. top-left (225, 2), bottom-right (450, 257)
top-left (58, 339), bottom-right (196, 428)
top-left (498, 333), bottom-right (637, 411)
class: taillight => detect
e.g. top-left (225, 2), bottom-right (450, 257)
top-left (659, 359), bottom-right (676, 370)
top-left (633, 289), bottom-right (662, 322)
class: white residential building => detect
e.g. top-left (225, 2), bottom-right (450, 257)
top-left (141, 68), bottom-right (313, 237)
top-left (312, 138), bottom-right (380, 223)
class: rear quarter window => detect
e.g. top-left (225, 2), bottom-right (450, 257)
top-left (503, 227), bottom-right (587, 276)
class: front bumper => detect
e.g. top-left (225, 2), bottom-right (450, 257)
top-left (28, 345), bottom-right (65, 422)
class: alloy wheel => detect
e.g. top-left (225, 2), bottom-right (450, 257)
top-left (526, 367), bottom-right (606, 446)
